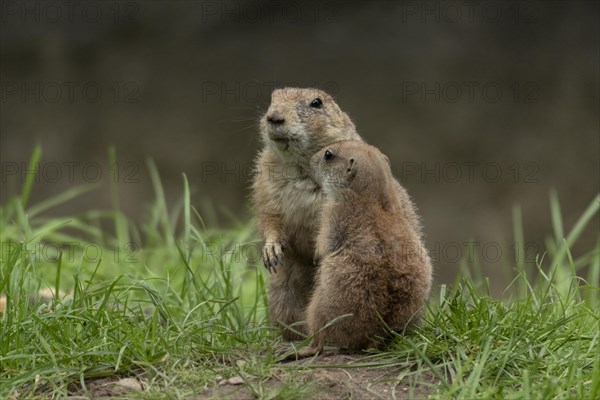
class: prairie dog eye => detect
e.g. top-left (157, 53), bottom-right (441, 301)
top-left (324, 149), bottom-right (334, 160)
top-left (310, 98), bottom-right (323, 108)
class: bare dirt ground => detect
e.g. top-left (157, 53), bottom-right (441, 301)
top-left (62, 354), bottom-right (438, 399)
top-left (200, 353), bottom-right (438, 399)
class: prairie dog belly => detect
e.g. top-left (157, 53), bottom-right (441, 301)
top-left (279, 176), bottom-right (322, 259)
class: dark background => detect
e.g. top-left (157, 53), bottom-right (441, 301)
top-left (1, 0), bottom-right (598, 289)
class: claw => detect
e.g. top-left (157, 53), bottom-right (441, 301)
top-left (271, 245), bottom-right (279, 266)
top-left (262, 247), bottom-right (272, 273)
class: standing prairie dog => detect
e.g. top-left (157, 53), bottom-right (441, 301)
top-left (252, 88), bottom-right (428, 341)
top-left (252, 88), bottom-right (361, 340)
top-left (301, 141), bottom-right (432, 354)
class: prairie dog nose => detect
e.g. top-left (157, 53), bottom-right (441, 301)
top-left (267, 113), bottom-right (285, 125)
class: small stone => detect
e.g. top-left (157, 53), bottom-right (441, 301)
top-left (226, 376), bottom-right (245, 385)
top-left (115, 378), bottom-right (143, 391)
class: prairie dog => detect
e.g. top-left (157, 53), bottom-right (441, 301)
top-left (251, 88), bottom-right (360, 339)
top-left (302, 141), bottom-right (432, 354)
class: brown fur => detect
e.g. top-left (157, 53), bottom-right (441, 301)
top-left (301, 141), bottom-right (432, 355)
top-left (251, 88), bottom-right (360, 339)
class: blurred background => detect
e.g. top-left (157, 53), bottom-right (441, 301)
top-left (1, 0), bottom-right (598, 290)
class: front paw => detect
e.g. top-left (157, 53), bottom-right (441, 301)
top-left (262, 240), bottom-right (287, 274)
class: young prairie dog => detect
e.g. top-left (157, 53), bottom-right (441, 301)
top-left (302, 141), bottom-right (432, 354)
top-left (251, 87), bottom-right (361, 340)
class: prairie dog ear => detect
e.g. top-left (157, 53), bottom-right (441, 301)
top-left (347, 157), bottom-right (357, 178)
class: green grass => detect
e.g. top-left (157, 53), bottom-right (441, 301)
top-left (1, 147), bottom-right (599, 399)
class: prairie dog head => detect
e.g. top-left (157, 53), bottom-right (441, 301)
top-left (310, 141), bottom-right (395, 208)
top-left (260, 88), bottom-right (359, 163)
